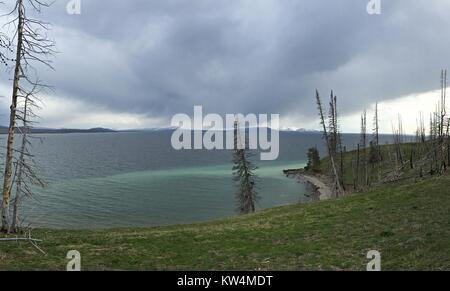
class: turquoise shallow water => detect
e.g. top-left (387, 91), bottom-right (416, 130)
top-left (16, 131), bottom-right (381, 228)
top-left (29, 161), bottom-right (307, 228)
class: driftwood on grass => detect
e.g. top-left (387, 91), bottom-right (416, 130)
top-left (0, 229), bottom-right (46, 255)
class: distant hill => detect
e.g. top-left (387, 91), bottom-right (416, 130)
top-left (282, 128), bottom-right (322, 134)
top-left (132, 127), bottom-right (322, 133)
top-left (0, 126), bottom-right (116, 134)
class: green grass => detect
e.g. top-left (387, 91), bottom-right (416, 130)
top-left (1, 172), bottom-right (449, 270)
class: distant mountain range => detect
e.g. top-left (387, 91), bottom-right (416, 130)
top-left (0, 126), bottom-right (322, 135)
top-left (133, 127), bottom-right (321, 133)
top-left (281, 128), bottom-right (321, 133)
top-left (0, 126), bottom-right (116, 134)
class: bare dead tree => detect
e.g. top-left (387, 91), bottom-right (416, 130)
top-left (394, 115), bottom-right (404, 165)
top-left (388, 121), bottom-right (401, 181)
top-left (429, 111), bottom-right (438, 175)
top-left (335, 95), bottom-right (345, 191)
top-left (351, 157), bottom-right (357, 190)
top-left (316, 90), bottom-right (343, 197)
top-left (413, 112), bottom-right (427, 175)
top-left (438, 69), bottom-right (448, 173)
top-left (418, 112), bottom-right (426, 143)
top-left (373, 103), bottom-right (381, 161)
top-left (11, 86), bottom-right (46, 232)
top-left (360, 110), bottom-right (368, 187)
top-left (429, 113), bottom-right (434, 141)
top-left (355, 144), bottom-right (360, 190)
top-left (328, 91), bottom-right (345, 190)
top-left (1, 0), bottom-right (55, 232)
top-left (328, 92), bottom-right (337, 161)
top-left (440, 69), bottom-right (447, 139)
top-left (371, 103), bottom-right (382, 182)
top-left (424, 71), bottom-right (449, 176)
top-left (447, 118), bottom-right (450, 167)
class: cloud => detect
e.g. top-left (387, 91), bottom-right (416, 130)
top-left (0, 0), bottom-right (449, 130)
top-left (40, 95), bottom-right (165, 129)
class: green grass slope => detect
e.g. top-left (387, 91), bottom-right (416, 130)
top-left (1, 173), bottom-right (449, 271)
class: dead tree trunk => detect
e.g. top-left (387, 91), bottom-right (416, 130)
top-left (316, 90), bottom-right (343, 197)
top-left (356, 144), bottom-right (360, 190)
top-left (360, 111), bottom-right (368, 187)
top-left (1, 0), bottom-right (24, 232)
top-left (1, 0), bottom-right (54, 232)
top-left (11, 103), bottom-right (28, 231)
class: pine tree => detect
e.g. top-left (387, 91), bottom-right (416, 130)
top-left (306, 147), bottom-right (321, 173)
top-left (232, 119), bottom-right (259, 214)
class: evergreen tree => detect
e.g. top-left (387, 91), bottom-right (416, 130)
top-left (232, 119), bottom-right (259, 214)
top-left (306, 147), bottom-right (321, 173)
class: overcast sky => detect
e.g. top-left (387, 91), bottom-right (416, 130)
top-left (0, 0), bottom-right (449, 133)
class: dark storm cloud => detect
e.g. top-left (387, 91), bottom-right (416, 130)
top-left (4, 0), bottom-right (450, 127)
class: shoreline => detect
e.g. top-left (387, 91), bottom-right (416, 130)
top-left (1, 173), bottom-right (448, 270)
top-left (284, 169), bottom-right (333, 200)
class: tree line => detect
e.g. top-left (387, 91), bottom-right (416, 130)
top-left (309, 69), bottom-right (448, 197)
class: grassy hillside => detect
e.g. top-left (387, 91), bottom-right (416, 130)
top-left (319, 142), bottom-right (435, 189)
top-left (1, 172), bottom-right (449, 271)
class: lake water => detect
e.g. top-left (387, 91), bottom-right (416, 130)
top-left (14, 131), bottom-right (388, 228)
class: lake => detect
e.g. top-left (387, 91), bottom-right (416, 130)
top-left (12, 131), bottom-right (390, 228)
